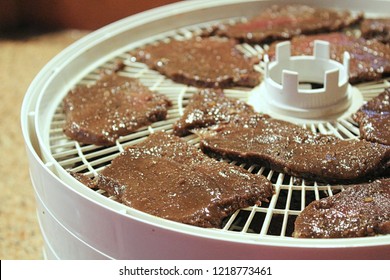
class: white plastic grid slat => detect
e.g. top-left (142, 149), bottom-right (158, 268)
top-left (326, 122), bottom-right (346, 139)
top-left (337, 118), bottom-right (360, 138)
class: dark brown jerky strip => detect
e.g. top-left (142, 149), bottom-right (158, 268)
top-left (69, 172), bottom-right (97, 189)
top-left (353, 88), bottom-right (390, 145)
top-left (173, 88), bottom-right (255, 136)
top-left (63, 73), bottom-right (172, 146)
top-left (213, 4), bottom-right (362, 44)
top-left (96, 131), bottom-right (273, 228)
top-left (199, 114), bottom-right (390, 183)
top-left (361, 18), bottom-right (390, 44)
top-left (294, 178), bottom-right (390, 238)
top-left (130, 36), bottom-right (261, 88)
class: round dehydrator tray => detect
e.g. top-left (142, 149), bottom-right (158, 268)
top-left (22, 0), bottom-right (390, 259)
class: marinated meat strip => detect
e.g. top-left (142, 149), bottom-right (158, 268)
top-left (353, 88), bottom-right (390, 145)
top-left (130, 37), bottom-right (261, 88)
top-left (294, 178), bottom-right (390, 238)
top-left (361, 18), bottom-right (390, 44)
top-left (199, 114), bottom-right (390, 183)
top-left (70, 172), bottom-right (96, 189)
top-left (173, 89), bottom-right (255, 136)
top-left (63, 73), bottom-right (172, 146)
top-left (96, 132), bottom-right (273, 228)
top-left (267, 32), bottom-right (390, 84)
top-left (213, 4), bottom-right (362, 44)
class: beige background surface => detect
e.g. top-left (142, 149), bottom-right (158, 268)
top-left (0, 30), bottom-right (88, 259)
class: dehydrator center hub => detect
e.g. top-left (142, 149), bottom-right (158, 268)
top-left (251, 40), bottom-right (351, 119)
top-left (21, 0), bottom-right (390, 259)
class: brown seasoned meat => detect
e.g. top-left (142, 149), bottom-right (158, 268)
top-left (294, 178), bottom-right (390, 238)
top-left (353, 88), bottom-right (390, 146)
top-left (173, 89), bottom-right (255, 136)
top-left (96, 132), bottom-right (273, 228)
top-left (213, 4), bottom-right (362, 44)
top-left (267, 32), bottom-right (390, 84)
top-left (199, 114), bottom-right (390, 183)
top-left (63, 73), bottom-right (172, 146)
top-left (70, 172), bottom-right (96, 189)
top-left (361, 18), bottom-right (390, 44)
top-left (130, 37), bottom-right (261, 88)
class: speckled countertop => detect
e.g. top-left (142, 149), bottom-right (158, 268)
top-left (0, 29), bottom-right (88, 259)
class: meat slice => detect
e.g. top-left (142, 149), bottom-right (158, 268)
top-left (213, 4), bottom-right (362, 44)
top-left (361, 18), bottom-right (390, 44)
top-left (353, 88), bottom-right (390, 146)
top-left (267, 32), bottom-right (390, 84)
top-left (294, 178), bottom-right (390, 238)
top-left (96, 132), bottom-right (273, 228)
top-left (173, 89), bottom-right (255, 136)
top-left (63, 73), bottom-right (172, 146)
top-left (70, 172), bottom-right (96, 189)
top-left (130, 36), bottom-right (261, 88)
top-left (199, 114), bottom-right (390, 183)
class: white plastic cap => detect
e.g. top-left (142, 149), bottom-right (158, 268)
top-left (260, 40), bottom-right (351, 119)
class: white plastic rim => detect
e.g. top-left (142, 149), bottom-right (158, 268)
top-left (21, 0), bottom-right (390, 259)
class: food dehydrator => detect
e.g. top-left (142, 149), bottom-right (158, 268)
top-left (21, 0), bottom-right (390, 259)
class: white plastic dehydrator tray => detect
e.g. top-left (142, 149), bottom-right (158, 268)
top-left (22, 0), bottom-right (390, 259)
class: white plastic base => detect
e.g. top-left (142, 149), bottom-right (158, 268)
top-left (34, 186), bottom-right (111, 260)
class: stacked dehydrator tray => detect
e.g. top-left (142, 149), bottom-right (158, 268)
top-left (21, 0), bottom-right (390, 259)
